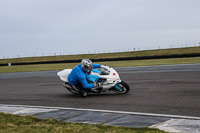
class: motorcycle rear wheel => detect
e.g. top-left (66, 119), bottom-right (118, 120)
top-left (112, 81), bottom-right (130, 94)
top-left (64, 83), bottom-right (78, 94)
top-left (66, 87), bottom-right (78, 94)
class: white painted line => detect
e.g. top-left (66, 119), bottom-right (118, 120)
top-left (1, 104), bottom-right (200, 120)
top-left (150, 118), bottom-right (174, 128)
top-left (150, 119), bottom-right (182, 133)
top-left (152, 118), bottom-right (200, 133)
top-left (12, 108), bottom-right (58, 115)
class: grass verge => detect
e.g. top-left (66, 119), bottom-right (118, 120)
top-left (0, 57), bottom-right (200, 73)
top-left (0, 47), bottom-right (200, 64)
top-left (0, 112), bottom-right (166, 133)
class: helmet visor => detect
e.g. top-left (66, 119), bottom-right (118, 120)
top-left (87, 65), bottom-right (92, 70)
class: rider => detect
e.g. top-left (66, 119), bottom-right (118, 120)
top-left (68, 59), bottom-right (103, 97)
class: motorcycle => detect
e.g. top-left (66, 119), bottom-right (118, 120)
top-left (57, 66), bottom-right (130, 96)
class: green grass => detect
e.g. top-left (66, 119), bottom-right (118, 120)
top-left (1, 47), bottom-right (200, 64)
top-left (0, 47), bottom-right (200, 73)
top-left (0, 57), bottom-right (200, 73)
top-left (0, 112), bottom-right (166, 133)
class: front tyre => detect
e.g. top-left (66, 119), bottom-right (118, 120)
top-left (112, 81), bottom-right (130, 94)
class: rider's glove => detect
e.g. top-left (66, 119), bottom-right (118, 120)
top-left (100, 64), bottom-right (110, 70)
top-left (100, 64), bottom-right (110, 75)
top-left (93, 82), bottom-right (97, 88)
top-left (93, 82), bottom-right (102, 88)
top-left (100, 64), bottom-right (109, 68)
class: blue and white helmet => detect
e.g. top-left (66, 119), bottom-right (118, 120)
top-left (81, 59), bottom-right (93, 74)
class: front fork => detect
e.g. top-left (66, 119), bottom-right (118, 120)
top-left (114, 82), bottom-right (120, 91)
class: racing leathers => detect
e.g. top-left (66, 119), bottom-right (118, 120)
top-left (68, 64), bottom-right (101, 89)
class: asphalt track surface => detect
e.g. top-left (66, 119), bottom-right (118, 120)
top-left (0, 63), bottom-right (200, 117)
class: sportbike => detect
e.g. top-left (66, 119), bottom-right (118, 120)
top-left (57, 66), bottom-right (130, 96)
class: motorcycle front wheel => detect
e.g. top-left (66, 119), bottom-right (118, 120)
top-left (112, 81), bottom-right (130, 94)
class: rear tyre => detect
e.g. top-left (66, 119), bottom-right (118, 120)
top-left (64, 82), bottom-right (78, 94)
top-left (112, 81), bottom-right (130, 94)
top-left (66, 87), bottom-right (78, 94)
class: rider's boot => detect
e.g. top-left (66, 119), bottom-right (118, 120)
top-left (73, 86), bottom-right (87, 97)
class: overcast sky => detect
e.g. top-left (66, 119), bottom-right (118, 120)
top-left (0, 0), bottom-right (200, 58)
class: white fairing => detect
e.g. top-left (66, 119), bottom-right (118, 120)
top-left (98, 68), bottom-right (121, 82)
top-left (57, 69), bottom-right (72, 82)
top-left (91, 67), bottom-right (121, 90)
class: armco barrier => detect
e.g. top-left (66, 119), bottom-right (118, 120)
top-left (0, 53), bottom-right (200, 66)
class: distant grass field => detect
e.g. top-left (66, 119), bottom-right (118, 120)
top-left (0, 57), bottom-right (200, 73)
top-left (0, 47), bottom-right (200, 64)
top-left (0, 47), bottom-right (200, 73)
top-left (0, 112), bottom-right (166, 133)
